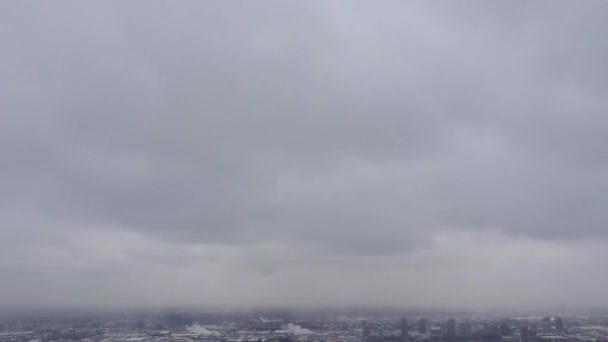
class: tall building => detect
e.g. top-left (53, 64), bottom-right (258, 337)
top-left (500, 324), bottom-right (512, 336)
top-left (418, 318), bottom-right (427, 334)
top-left (554, 317), bottom-right (564, 332)
top-left (446, 319), bottom-right (457, 342)
top-left (458, 321), bottom-right (471, 338)
top-left (401, 319), bottom-right (409, 338)
top-left (362, 320), bottom-right (370, 342)
top-left (520, 325), bottom-right (530, 342)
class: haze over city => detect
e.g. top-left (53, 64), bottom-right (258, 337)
top-left (2, 0), bottom-right (608, 312)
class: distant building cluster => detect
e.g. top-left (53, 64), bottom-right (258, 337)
top-left (1, 312), bottom-right (607, 342)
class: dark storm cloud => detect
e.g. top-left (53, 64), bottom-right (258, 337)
top-left (2, 0), bottom-right (608, 307)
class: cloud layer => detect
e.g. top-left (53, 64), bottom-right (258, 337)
top-left (2, 0), bottom-right (608, 309)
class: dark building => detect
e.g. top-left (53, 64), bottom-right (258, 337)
top-left (363, 320), bottom-right (370, 342)
top-left (554, 317), bottom-right (564, 332)
top-left (520, 326), bottom-right (530, 342)
top-left (483, 324), bottom-right (499, 335)
top-left (401, 319), bottom-right (409, 338)
top-left (474, 332), bottom-right (503, 342)
top-left (419, 318), bottom-right (428, 334)
top-left (458, 321), bottom-right (471, 338)
top-left (446, 319), bottom-right (457, 342)
top-left (166, 313), bottom-right (193, 328)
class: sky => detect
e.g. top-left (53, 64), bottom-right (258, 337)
top-left (2, 0), bottom-right (608, 311)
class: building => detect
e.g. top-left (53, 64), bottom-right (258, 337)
top-left (458, 321), bottom-right (471, 338)
top-left (363, 320), bottom-right (370, 342)
top-left (520, 325), bottom-right (530, 342)
top-left (419, 319), bottom-right (427, 334)
top-left (446, 319), bottom-right (457, 342)
top-left (554, 317), bottom-right (564, 332)
top-left (402, 319), bottom-right (409, 338)
top-left (500, 324), bottom-right (512, 336)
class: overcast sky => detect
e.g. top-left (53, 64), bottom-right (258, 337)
top-left (2, 0), bottom-right (608, 311)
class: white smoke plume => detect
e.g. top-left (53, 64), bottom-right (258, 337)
top-left (187, 324), bottom-right (221, 336)
top-left (260, 317), bottom-right (282, 323)
top-left (286, 323), bottom-right (313, 335)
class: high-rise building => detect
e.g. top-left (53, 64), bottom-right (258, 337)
top-left (418, 318), bottom-right (427, 334)
top-left (362, 320), bottom-right (369, 334)
top-left (401, 319), bottom-right (409, 338)
top-left (446, 319), bottom-right (457, 342)
top-left (554, 317), bottom-right (564, 332)
top-left (520, 325), bottom-right (530, 342)
top-left (500, 324), bottom-right (512, 336)
top-left (458, 321), bottom-right (471, 338)
top-left (362, 320), bottom-right (370, 342)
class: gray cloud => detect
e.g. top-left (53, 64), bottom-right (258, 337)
top-left (2, 0), bottom-right (608, 308)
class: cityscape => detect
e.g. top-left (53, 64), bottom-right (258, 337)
top-left (3, 4), bottom-right (608, 342)
top-left (2, 309), bottom-right (608, 342)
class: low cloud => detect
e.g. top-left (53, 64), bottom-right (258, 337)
top-left (1, 0), bottom-right (608, 309)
